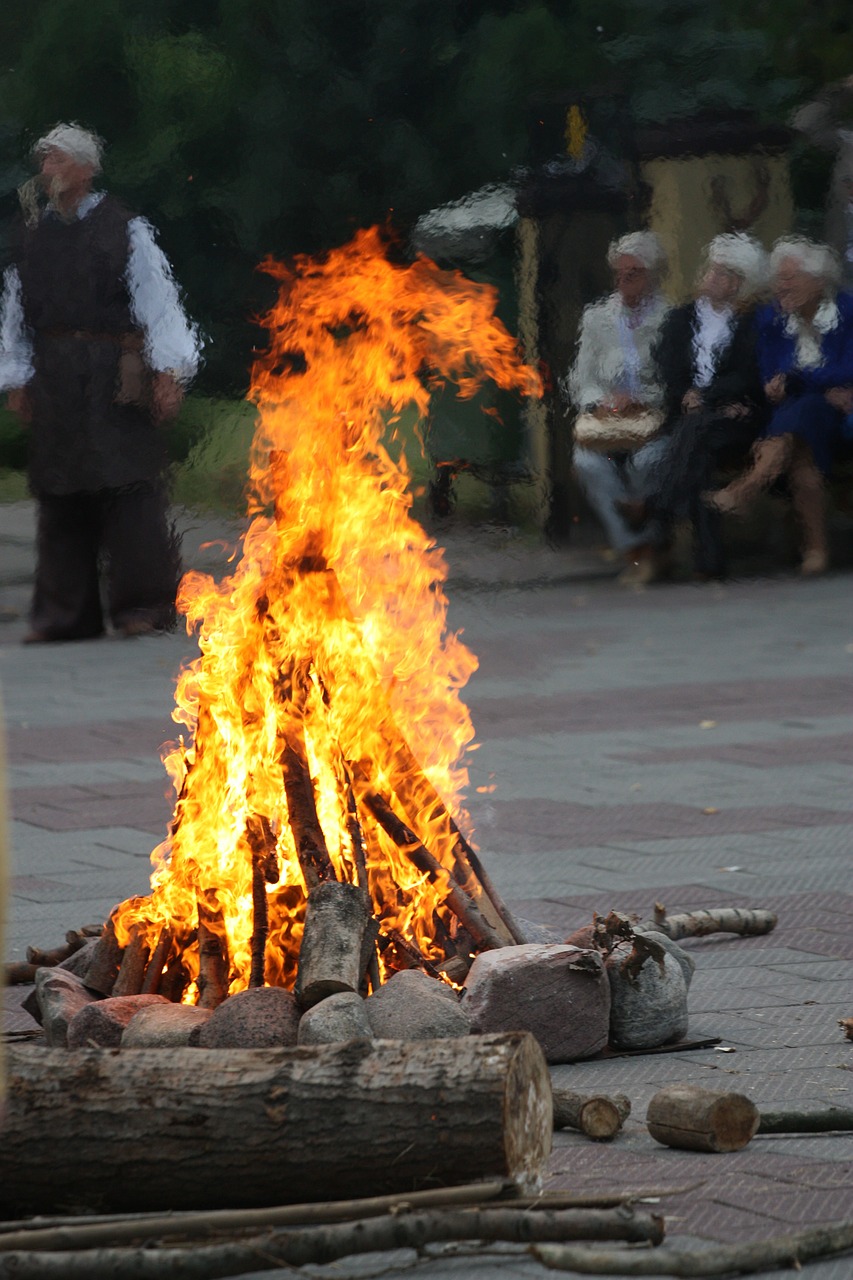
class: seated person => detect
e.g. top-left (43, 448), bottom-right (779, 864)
top-left (622, 233), bottom-right (769, 580)
top-left (706, 236), bottom-right (853, 575)
top-left (568, 230), bottom-right (671, 586)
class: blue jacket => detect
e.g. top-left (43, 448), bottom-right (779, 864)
top-left (755, 291), bottom-right (853, 394)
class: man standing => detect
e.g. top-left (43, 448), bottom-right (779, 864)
top-left (0, 122), bottom-right (200, 642)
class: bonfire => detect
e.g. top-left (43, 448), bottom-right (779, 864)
top-left (109, 227), bottom-right (540, 1005)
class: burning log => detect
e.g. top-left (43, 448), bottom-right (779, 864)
top-left (0, 1033), bottom-right (553, 1214)
top-left (81, 917), bottom-right (123, 996)
top-left (245, 815), bottom-right (277, 988)
top-left (553, 1089), bottom-right (631, 1140)
top-left (358, 778), bottom-right (506, 951)
top-left (139, 927), bottom-right (173, 996)
top-left (196, 894), bottom-right (230, 1009)
top-left (295, 880), bottom-right (372, 1008)
top-left (646, 1084), bottom-right (760, 1153)
top-left (111, 928), bottom-right (150, 998)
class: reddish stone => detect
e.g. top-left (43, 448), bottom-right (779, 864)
top-left (67, 995), bottom-right (170, 1049)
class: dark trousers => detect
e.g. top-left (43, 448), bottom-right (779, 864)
top-left (30, 480), bottom-right (181, 640)
top-left (655, 412), bottom-right (760, 576)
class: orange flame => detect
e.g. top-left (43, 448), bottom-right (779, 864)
top-left (114, 226), bottom-right (540, 997)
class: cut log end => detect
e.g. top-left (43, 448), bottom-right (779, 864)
top-left (646, 1084), bottom-right (759, 1153)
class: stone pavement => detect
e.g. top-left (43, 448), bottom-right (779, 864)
top-left (1, 499), bottom-right (852, 1279)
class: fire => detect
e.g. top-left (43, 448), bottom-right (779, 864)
top-left (113, 226), bottom-right (540, 1001)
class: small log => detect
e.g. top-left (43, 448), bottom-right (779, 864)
top-left (110, 930), bottom-right (150, 998)
top-left (379, 925), bottom-right (445, 980)
top-left (839, 1017), bottom-right (853, 1041)
top-left (66, 923), bottom-right (104, 943)
top-left (0, 1033), bottom-right (553, 1214)
top-left (139, 928), bottom-right (173, 996)
top-left (758, 1106), bottom-right (853, 1134)
top-left (81, 917), bottom-right (123, 996)
top-left (0, 1208), bottom-right (664, 1278)
top-left (646, 1084), bottom-right (759, 1152)
top-left (4, 962), bottom-right (39, 986)
top-left (553, 1089), bottom-right (631, 1140)
top-left (296, 880), bottom-right (371, 1008)
top-left (196, 895), bottom-right (230, 1010)
top-left (534, 1220), bottom-right (853, 1276)
top-left (647, 906), bottom-right (777, 941)
top-left (26, 939), bottom-right (82, 968)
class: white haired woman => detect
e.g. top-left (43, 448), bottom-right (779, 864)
top-left (619, 233), bottom-right (770, 579)
top-left (568, 230), bottom-right (672, 585)
top-left (706, 236), bottom-right (853, 575)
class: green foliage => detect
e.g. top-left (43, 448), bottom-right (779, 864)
top-left (0, 0), bottom-right (850, 402)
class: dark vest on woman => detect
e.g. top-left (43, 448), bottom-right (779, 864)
top-left (14, 196), bottom-right (165, 495)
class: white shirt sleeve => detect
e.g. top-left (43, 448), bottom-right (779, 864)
top-left (0, 267), bottom-right (35, 391)
top-left (126, 216), bottom-right (201, 382)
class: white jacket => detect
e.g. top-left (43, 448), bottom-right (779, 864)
top-left (567, 291), bottom-right (670, 411)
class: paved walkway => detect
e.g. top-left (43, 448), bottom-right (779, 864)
top-left (1, 500), bottom-right (852, 1279)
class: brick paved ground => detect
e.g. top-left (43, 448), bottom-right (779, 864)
top-left (1, 501), bottom-right (852, 1279)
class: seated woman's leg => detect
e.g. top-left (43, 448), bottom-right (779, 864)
top-left (706, 434), bottom-right (793, 513)
top-left (573, 446), bottom-right (641, 553)
top-left (787, 441), bottom-right (829, 575)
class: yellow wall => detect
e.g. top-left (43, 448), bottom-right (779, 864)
top-left (641, 153), bottom-right (794, 302)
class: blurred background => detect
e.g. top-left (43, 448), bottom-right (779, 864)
top-left (1, 0), bottom-right (852, 542)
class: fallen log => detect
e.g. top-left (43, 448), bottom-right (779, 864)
top-left (758, 1106), bottom-right (853, 1134)
top-left (646, 1084), bottom-right (759, 1153)
top-left (534, 1219), bottom-right (853, 1276)
top-left (553, 1089), bottom-right (631, 1140)
top-left (0, 1033), bottom-right (552, 1215)
top-left (4, 962), bottom-right (39, 986)
top-left (0, 1207), bottom-right (663, 1279)
top-left (646, 906), bottom-right (777, 941)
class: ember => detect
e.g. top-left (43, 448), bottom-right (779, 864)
top-left (111, 227), bottom-right (540, 1003)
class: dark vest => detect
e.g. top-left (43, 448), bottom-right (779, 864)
top-left (14, 196), bottom-right (165, 494)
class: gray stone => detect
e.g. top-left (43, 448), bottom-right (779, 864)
top-left (121, 1003), bottom-right (213, 1048)
top-left (67, 995), bottom-right (170, 1049)
top-left (365, 969), bottom-right (471, 1041)
top-left (297, 992), bottom-right (374, 1045)
top-left (462, 943), bottom-right (610, 1064)
top-left (606, 934), bottom-right (690, 1050)
top-left (196, 986), bottom-right (300, 1049)
top-left (57, 938), bottom-right (101, 980)
top-left (35, 967), bottom-right (100, 1048)
top-left (516, 917), bottom-right (565, 945)
top-left (635, 927), bottom-right (697, 988)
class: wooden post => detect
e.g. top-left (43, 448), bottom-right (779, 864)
top-left (296, 880), bottom-right (372, 1008)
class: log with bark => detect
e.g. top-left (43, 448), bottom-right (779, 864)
top-left (0, 1033), bottom-right (552, 1215)
top-left (757, 1106), bottom-right (853, 1134)
top-left (645, 906), bottom-right (777, 941)
top-left (534, 1220), bottom-right (853, 1276)
top-left (0, 1206), bottom-right (663, 1279)
top-left (646, 1084), bottom-right (759, 1153)
top-left (553, 1089), bottom-right (631, 1140)
top-left (295, 880), bottom-right (371, 1008)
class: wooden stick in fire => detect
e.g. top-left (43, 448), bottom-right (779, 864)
top-left (354, 769), bottom-right (507, 951)
top-left (196, 892), bottom-right (230, 1009)
top-left (245, 815), bottom-right (278, 988)
top-left (308, 560), bottom-right (521, 946)
top-left (275, 660), bottom-right (338, 891)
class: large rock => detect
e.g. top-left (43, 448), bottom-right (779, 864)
top-left (606, 930), bottom-right (694, 1049)
top-left (67, 995), bottom-right (170, 1049)
top-left (57, 938), bottom-right (101, 980)
top-left (297, 992), bottom-right (374, 1045)
top-left (196, 987), bottom-right (300, 1049)
top-left (463, 943), bottom-right (610, 1063)
top-left (35, 967), bottom-right (100, 1048)
top-left (122, 1003), bottom-right (213, 1048)
top-left (365, 969), bottom-right (471, 1041)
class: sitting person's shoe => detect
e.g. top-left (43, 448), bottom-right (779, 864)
top-left (617, 544), bottom-right (666, 587)
top-left (702, 486), bottom-right (744, 515)
top-left (800, 549), bottom-right (829, 577)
